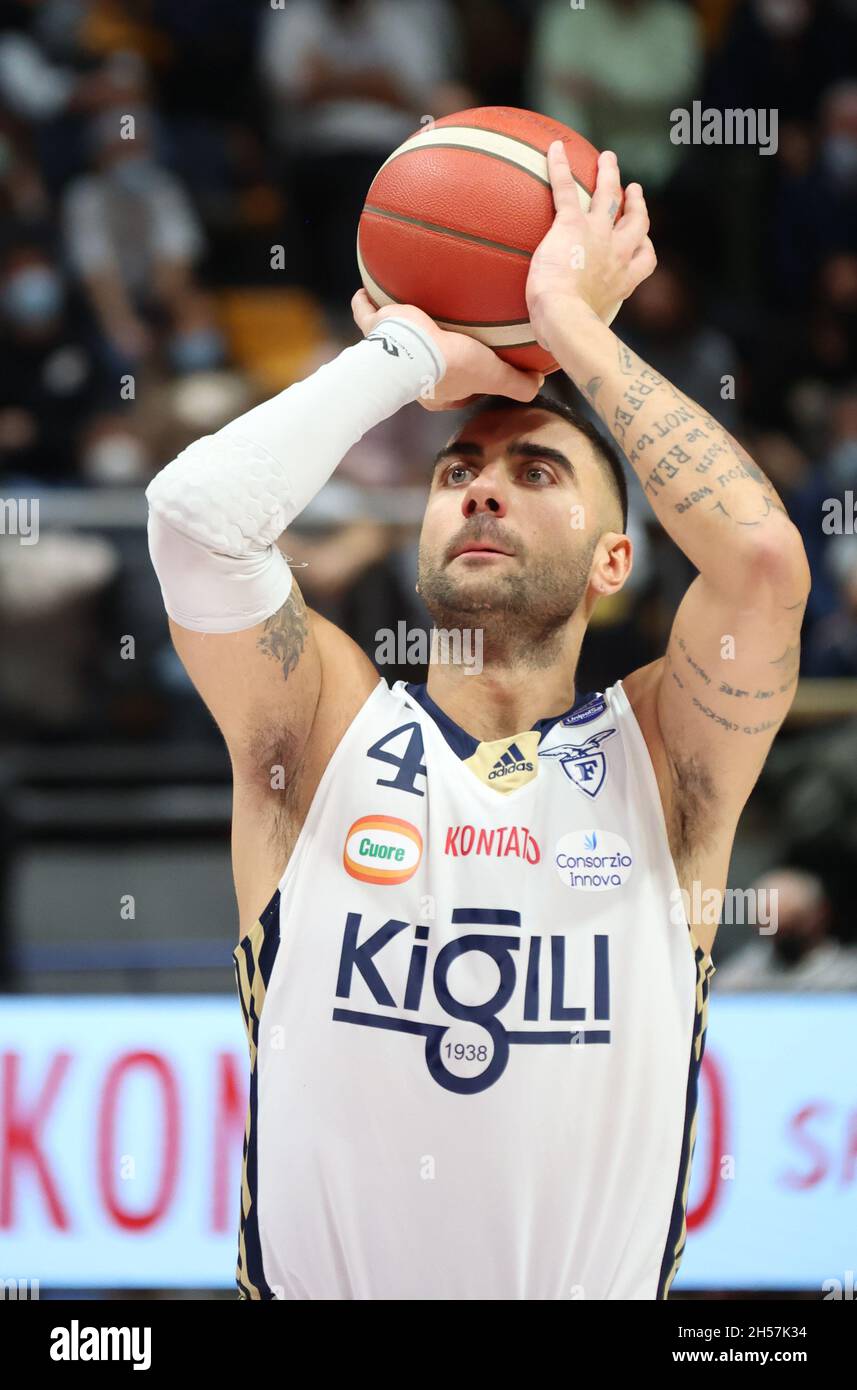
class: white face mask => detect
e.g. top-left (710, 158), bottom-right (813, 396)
top-left (755, 0), bottom-right (810, 35)
top-left (82, 436), bottom-right (148, 483)
top-left (2, 266), bottom-right (63, 325)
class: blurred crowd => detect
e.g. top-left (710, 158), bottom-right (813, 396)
top-left (1, 0), bottom-right (856, 963)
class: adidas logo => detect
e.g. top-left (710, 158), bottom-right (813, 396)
top-left (488, 742), bottom-right (534, 779)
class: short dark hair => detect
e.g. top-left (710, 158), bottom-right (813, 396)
top-left (461, 392), bottom-right (628, 530)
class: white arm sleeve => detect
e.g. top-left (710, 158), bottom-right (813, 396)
top-left (145, 318), bottom-right (445, 633)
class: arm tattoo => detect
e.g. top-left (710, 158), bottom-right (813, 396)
top-left (674, 634), bottom-right (711, 685)
top-left (602, 342), bottom-right (792, 533)
top-left (770, 642), bottom-right (800, 690)
top-left (583, 376), bottom-right (604, 413)
top-left (257, 585), bottom-right (308, 682)
top-left (617, 342), bottom-right (636, 375)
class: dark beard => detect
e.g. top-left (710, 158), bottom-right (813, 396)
top-left (417, 519), bottom-right (596, 668)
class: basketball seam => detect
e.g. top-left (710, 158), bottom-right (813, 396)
top-left (433, 312), bottom-right (531, 329)
top-left (378, 138), bottom-right (554, 189)
top-left (356, 239), bottom-right (544, 349)
top-left (412, 119), bottom-right (554, 156)
top-left (362, 204), bottom-right (532, 259)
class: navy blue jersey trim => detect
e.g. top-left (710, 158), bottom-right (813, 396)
top-left (657, 948), bottom-right (713, 1299)
top-left (404, 681), bottom-right (600, 759)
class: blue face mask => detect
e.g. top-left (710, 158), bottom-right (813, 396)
top-left (169, 327), bottom-right (226, 373)
top-left (823, 135), bottom-right (857, 184)
top-left (827, 439), bottom-right (857, 486)
top-left (2, 266), bottom-right (63, 326)
top-left (109, 155), bottom-right (157, 194)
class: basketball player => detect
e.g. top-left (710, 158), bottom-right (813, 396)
top-left (146, 144), bottom-right (809, 1299)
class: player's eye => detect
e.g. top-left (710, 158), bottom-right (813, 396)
top-left (445, 463), bottom-right (474, 485)
top-left (521, 464), bottom-right (553, 485)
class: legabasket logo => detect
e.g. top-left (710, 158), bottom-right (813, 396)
top-left (555, 829), bottom-right (634, 891)
top-left (343, 815), bottom-right (423, 885)
top-left (50, 1320), bottom-right (151, 1370)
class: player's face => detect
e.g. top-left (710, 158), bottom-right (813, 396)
top-left (418, 409), bottom-right (619, 627)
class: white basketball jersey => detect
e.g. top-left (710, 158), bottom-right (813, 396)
top-left (233, 676), bottom-right (715, 1300)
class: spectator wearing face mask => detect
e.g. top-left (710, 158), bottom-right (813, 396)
top-left (61, 104), bottom-right (225, 373)
top-left (0, 243), bottom-right (96, 482)
top-left (714, 869), bottom-right (857, 990)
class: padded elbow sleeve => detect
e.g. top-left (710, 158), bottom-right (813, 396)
top-left (145, 316), bottom-right (444, 632)
top-left (147, 509), bottom-right (294, 634)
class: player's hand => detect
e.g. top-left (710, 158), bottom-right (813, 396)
top-left (351, 289), bottom-right (544, 411)
top-left (525, 144), bottom-right (656, 349)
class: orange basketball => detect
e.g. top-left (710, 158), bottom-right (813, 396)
top-left (357, 106), bottom-right (621, 375)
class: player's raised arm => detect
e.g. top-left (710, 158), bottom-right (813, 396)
top-left (525, 142), bottom-right (811, 841)
top-left (145, 296), bottom-right (542, 781)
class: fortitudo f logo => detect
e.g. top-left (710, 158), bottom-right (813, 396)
top-left (538, 729), bottom-right (617, 799)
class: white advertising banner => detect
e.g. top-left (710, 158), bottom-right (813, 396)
top-left (0, 994), bottom-right (854, 1291)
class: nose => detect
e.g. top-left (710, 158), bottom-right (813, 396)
top-left (461, 467), bottom-right (507, 518)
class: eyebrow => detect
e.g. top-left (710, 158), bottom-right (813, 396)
top-left (431, 439), bottom-right (577, 479)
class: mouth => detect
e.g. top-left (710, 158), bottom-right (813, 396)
top-left (449, 541), bottom-right (515, 560)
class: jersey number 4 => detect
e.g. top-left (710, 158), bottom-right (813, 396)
top-left (367, 723), bottom-right (427, 797)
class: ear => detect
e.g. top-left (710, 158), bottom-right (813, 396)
top-left (585, 533), bottom-right (632, 615)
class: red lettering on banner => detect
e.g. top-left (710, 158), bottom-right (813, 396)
top-left (212, 1053), bottom-right (247, 1233)
top-left (98, 1052), bottom-right (179, 1230)
top-left (0, 1052), bottom-right (71, 1229)
top-left (687, 1050), bottom-right (726, 1230)
top-left (781, 1102), bottom-right (832, 1189)
top-left (842, 1109), bottom-right (857, 1185)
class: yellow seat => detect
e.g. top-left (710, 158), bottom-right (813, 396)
top-left (215, 288), bottom-right (328, 392)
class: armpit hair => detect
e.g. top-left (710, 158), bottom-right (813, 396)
top-left (666, 751), bottom-right (720, 868)
top-left (243, 720), bottom-right (304, 854)
top-left (244, 720), bottom-right (301, 795)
